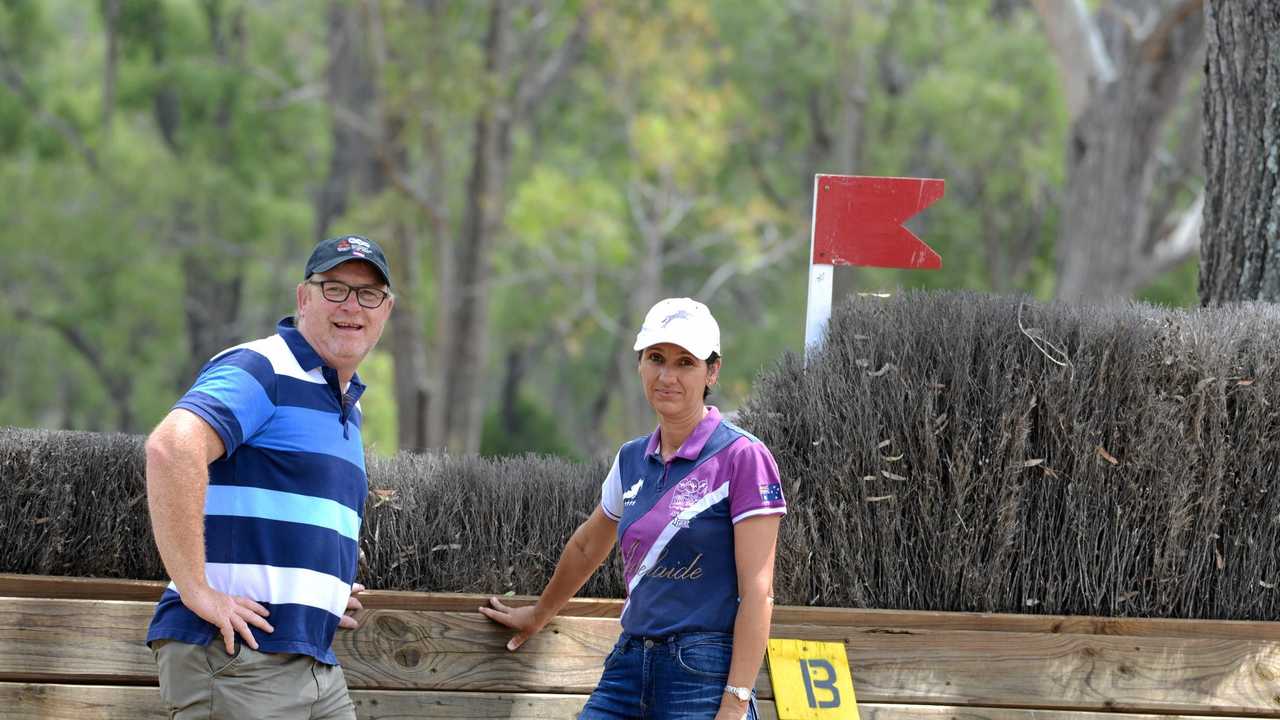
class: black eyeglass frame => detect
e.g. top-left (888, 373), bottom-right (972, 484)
top-left (306, 279), bottom-right (391, 309)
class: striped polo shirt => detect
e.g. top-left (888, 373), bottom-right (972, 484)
top-left (600, 406), bottom-right (787, 637)
top-left (146, 317), bottom-right (367, 664)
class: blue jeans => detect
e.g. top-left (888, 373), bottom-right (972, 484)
top-left (578, 632), bottom-right (759, 720)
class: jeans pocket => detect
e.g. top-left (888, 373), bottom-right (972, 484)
top-left (602, 639), bottom-right (628, 672)
top-left (675, 639), bottom-right (732, 678)
top-left (204, 639), bottom-right (244, 677)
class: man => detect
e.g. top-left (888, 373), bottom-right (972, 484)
top-left (145, 235), bottom-right (395, 719)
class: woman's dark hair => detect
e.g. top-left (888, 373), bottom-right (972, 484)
top-left (637, 349), bottom-right (721, 398)
top-left (703, 351), bottom-right (721, 399)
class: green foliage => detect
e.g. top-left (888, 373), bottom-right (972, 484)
top-left (0, 0), bottom-right (1204, 456)
top-left (1139, 257), bottom-right (1201, 308)
top-left (480, 395), bottom-right (578, 460)
top-left (350, 349), bottom-right (398, 456)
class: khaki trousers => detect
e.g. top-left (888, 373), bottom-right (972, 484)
top-left (153, 640), bottom-right (356, 720)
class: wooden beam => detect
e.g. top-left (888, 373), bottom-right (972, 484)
top-left (336, 608), bottom-right (617, 695)
top-left (0, 598), bottom-right (155, 684)
top-left (3, 598), bottom-right (1280, 715)
top-left (0, 575), bottom-right (167, 603)
top-left (0, 684), bottom-right (1260, 720)
top-left (857, 707), bottom-right (1254, 720)
top-left (5, 574), bottom-right (1280, 641)
top-left (0, 684), bottom-right (604, 720)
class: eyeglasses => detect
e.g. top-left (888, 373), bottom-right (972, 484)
top-left (307, 280), bottom-right (391, 309)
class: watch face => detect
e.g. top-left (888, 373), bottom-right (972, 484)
top-left (728, 686), bottom-right (750, 701)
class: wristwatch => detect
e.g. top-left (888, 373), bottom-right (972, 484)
top-left (724, 684), bottom-right (752, 702)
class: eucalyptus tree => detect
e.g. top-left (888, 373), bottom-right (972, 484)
top-left (1033, 0), bottom-right (1206, 301)
top-left (1198, 1), bottom-right (1280, 304)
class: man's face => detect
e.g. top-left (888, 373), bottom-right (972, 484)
top-left (295, 260), bottom-right (394, 378)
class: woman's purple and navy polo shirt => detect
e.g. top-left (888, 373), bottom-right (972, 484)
top-left (600, 406), bottom-right (787, 638)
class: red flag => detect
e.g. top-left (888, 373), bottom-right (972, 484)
top-left (811, 175), bottom-right (945, 269)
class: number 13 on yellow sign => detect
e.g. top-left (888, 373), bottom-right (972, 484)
top-left (765, 639), bottom-right (860, 720)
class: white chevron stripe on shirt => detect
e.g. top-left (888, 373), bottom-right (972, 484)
top-left (626, 482), bottom-right (731, 597)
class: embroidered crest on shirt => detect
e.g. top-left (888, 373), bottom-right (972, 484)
top-left (668, 476), bottom-right (708, 528)
top-left (758, 482), bottom-right (783, 502)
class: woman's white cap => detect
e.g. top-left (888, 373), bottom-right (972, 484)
top-left (632, 297), bottom-right (721, 360)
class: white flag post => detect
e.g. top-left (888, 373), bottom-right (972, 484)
top-left (804, 176), bottom-right (835, 358)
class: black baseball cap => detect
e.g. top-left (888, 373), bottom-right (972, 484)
top-left (305, 235), bottom-right (392, 288)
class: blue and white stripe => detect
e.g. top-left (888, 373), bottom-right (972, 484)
top-left (147, 317), bottom-right (369, 664)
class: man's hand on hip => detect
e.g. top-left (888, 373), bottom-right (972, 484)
top-left (338, 583), bottom-right (365, 630)
top-left (181, 584), bottom-right (274, 654)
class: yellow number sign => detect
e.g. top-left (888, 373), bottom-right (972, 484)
top-left (766, 639), bottom-right (860, 720)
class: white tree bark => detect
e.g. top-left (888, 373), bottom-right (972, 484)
top-left (1030, 0), bottom-right (1117, 121)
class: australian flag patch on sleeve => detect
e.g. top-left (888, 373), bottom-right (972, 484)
top-left (758, 483), bottom-right (784, 503)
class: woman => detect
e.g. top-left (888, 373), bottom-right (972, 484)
top-left (481, 297), bottom-right (786, 720)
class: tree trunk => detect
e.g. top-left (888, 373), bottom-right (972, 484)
top-left (496, 345), bottom-right (528, 441)
top-left (316, 0), bottom-right (381, 240)
top-left (1053, 1), bottom-right (1205, 302)
top-left (388, 220), bottom-right (430, 451)
top-left (322, 0), bottom-right (432, 451)
top-left (1056, 85), bottom-right (1168, 299)
top-left (180, 211), bottom-right (244, 378)
top-left (363, 1), bottom-right (589, 453)
top-left (831, 2), bottom-right (868, 174)
top-left (1198, 1), bottom-right (1280, 303)
top-left (1030, 0), bottom-right (1116, 120)
top-left (147, 1), bottom-right (248, 381)
top-left (426, 197), bottom-right (456, 450)
top-left (582, 331), bottom-right (627, 456)
top-left (441, 0), bottom-right (512, 454)
top-left (622, 180), bottom-right (666, 434)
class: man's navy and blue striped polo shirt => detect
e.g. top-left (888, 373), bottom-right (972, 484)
top-left (146, 317), bottom-right (367, 664)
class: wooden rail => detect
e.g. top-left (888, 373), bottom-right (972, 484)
top-left (5, 573), bottom-right (1279, 640)
top-left (0, 575), bottom-right (1277, 719)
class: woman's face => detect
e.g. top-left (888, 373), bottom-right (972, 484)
top-left (637, 342), bottom-right (720, 420)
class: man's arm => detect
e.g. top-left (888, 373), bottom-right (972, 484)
top-left (479, 505), bottom-right (618, 650)
top-left (146, 408), bottom-right (273, 653)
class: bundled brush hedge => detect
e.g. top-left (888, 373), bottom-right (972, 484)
top-left (737, 291), bottom-right (1280, 620)
top-left (0, 429), bottom-right (156, 578)
top-left (0, 429), bottom-right (612, 597)
top-left (359, 452), bottom-right (617, 597)
top-left (3, 291), bottom-right (1280, 619)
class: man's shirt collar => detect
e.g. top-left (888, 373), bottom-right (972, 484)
top-left (277, 316), bottom-right (365, 390)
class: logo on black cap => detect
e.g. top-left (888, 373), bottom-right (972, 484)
top-left (305, 235), bottom-right (392, 288)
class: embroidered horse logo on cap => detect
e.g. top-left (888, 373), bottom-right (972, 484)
top-left (660, 310), bottom-right (690, 327)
